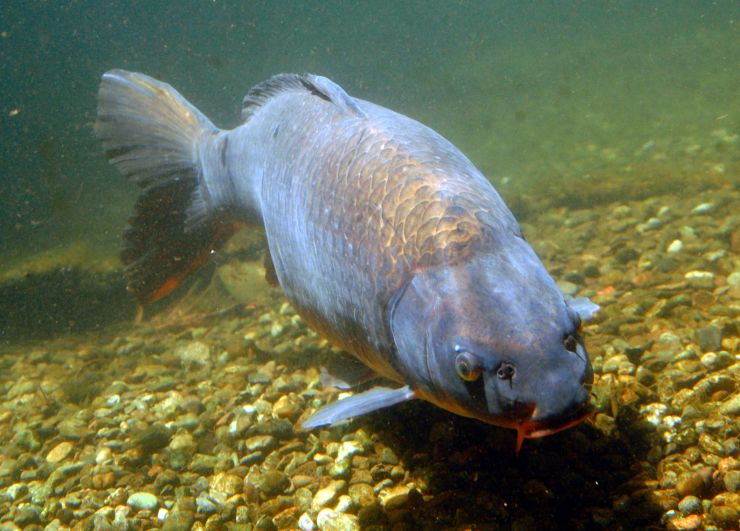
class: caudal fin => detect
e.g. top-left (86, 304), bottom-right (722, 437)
top-left (96, 69), bottom-right (235, 303)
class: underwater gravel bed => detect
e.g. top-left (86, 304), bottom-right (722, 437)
top-left (0, 182), bottom-right (737, 530)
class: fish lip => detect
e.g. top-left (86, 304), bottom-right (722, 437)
top-left (514, 400), bottom-right (593, 454)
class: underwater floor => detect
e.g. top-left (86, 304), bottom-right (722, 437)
top-left (0, 171), bottom-right (738, 530)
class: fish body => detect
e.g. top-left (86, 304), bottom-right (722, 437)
top-left (96, 71), bottom-right (598, 450)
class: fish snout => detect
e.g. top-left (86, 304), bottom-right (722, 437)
top-left (483, 340), bottom-right (594, 448)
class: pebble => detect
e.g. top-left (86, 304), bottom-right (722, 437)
top-left (378, 484), bottom-right (411, 510)
top-left (312, 480), bottom-right (346, 511)
top-left (666, 514), bottom-right (702, 531)
top-left (718, 393), bottom-right (740, 416)
top-left (348, 483), bottom-right (376, 508)
top-left (195, 492), bottom-right (218, 515)
top-left (127, 492), bottom-right (159, 511)
top-left (272, 394), bottom-right (302, 419)
top-left (691, 202), bottom-right (715, 214)
top-left (298, 512), bottom-right (318, 531)
top-left (209, 472), bottom-right (242, 503)
top-left (244, 434), bottom-right (277, 452)
top-left (316, 508), bottom-right (359, 531)
top-left (677, 495), bottom-right (701, 515)
top-left (724, 470), bottom-right (740, 493)
top-left (666, 239), bottom-right (683, 254)
top-left (2, 180), bottom-right (739, 531)
top-left (13, 504), bottom-right (42, 526)
top-left (253, 470), bottom-right (290, 497)
top-left (175, 341), bottom-right (211, 368)
top-left (676, 471), bottom-right (709, 498)
top-left (684, 270), bottom-right (715, 289)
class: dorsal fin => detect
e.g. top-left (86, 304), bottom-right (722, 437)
top-left (241, 73), bottom-right (365, 121)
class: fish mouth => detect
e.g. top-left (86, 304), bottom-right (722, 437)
top-left (514, 401), bottom-right (594, 455)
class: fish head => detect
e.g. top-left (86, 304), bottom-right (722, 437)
top-left (390, 241), bottom-right (594, 450)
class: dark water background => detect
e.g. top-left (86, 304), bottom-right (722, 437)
top-left (0, 1), bottom-right (737, 272)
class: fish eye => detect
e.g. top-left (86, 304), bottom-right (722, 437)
top-left (563, 334), bottom-right (578, 353)
top-left (496, 362), bottom-right (515, 381)
top-left (454, 351), bottom-right (482, 381)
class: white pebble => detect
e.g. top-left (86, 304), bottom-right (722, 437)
top-left (270, 323), bottom-right (285, 337)
top-left (334, 494), bottom-right (354, 513)
top-left (666, 240), bottom-right (683, 254)
top-left (639, 403), bottom-right (668, 426)
top-left (96, 447), bottom-right (112, 465)
top-left (336, 441), bottom-right (363, 462)
top-left (157, 508), bottom-right (168, 522)
top-left (298, 512), bottom-right (318, 531)
top-left (700, 352), bottom-right (719, 370)
top-left (691, 202), bottom-right (715, 214)
top-left (685, 270), bottom-right (715, 289)
top-left (106, 394), bottom-right (121, 407)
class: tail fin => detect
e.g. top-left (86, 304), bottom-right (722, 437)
top-left (96, 69), bottom-right (235, 303)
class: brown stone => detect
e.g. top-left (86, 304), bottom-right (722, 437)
top-left (666, 514), bottom-right (702, 531)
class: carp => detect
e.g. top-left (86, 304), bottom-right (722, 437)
top-left (96, 70), bottom-right (599, 451)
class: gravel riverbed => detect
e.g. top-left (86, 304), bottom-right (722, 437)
top-left (0, 179), bottom-right (737, 530)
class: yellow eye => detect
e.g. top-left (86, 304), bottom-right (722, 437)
top-left (455, 351), bottom-right (482, 381)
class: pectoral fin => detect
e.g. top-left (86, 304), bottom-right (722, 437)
top-left (301, 386), bottom-right (416, 429)
top-left (566, 296), bottom-right (601, 322)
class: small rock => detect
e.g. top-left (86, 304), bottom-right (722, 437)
top-left (666, 240), bottom-right (683, 254)
top-left (676, 471), bottom-right (709, 498)
top-left (46, 441), bottom-right (74, 463)
top-left (272, 394), bottom-right (302, 419)
top-left (666, 514), bottom-right (702, 531)
top-left (312, 480), bottom-right (345, 511)
top-left (378, 447), bottom-right (399, 466)
top-left (684, 271), bottom-right (715, 289)
top-left (556, 280), bottom-right (578, 296)
top-left (378, 484), bottom-right (411, 510)
top-left (699, 352), bottom-right (719, 370)
top-left (195, 492), bottom-right (218, 515)
top-left (253, 470), bottom-right (290, 497)
top-left (127, 491), bottom-right (159, 511)
top-left (691, 202), bottom-right (715, 214)
top-left (209, 472), bottom-right (242, 503)
top-left (298, 512), bottom-right (317, 531)
top-left (710, 504), bottom-right (739, 529)
top-left (175, 341), bottom-right (211, 368)
top-left (348, 483), bottom-right (375, 508)
top-left (13, 504), bottom-right (42, 526)
top-left (316, 508), bottom-right (359, 531)
top-left (724, 470), bottom-right (740, 493)
top-left (7, 483), bottom-right (29, 501)
top-left (719, 393), bottom-right (740, 416)
top-left (337, 441), bottom-right (363, 462)
top-left (677, 495), bottom-right (701, 515)
top-left (244, 434), bottom-right (277, 452)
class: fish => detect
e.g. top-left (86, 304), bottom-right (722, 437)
top-left (96, 70), bottom-right (600, 452)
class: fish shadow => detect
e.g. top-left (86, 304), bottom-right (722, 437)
top-left (358, 400), bottom-right (664, 530)
top-left (0, 267), bottom-right (136, 342)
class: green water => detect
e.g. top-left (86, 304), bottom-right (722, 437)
top-left (1, 1), bottom-right (737, 263)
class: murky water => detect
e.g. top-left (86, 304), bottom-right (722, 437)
top-left (0, 2), bottom-right (737, 529)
